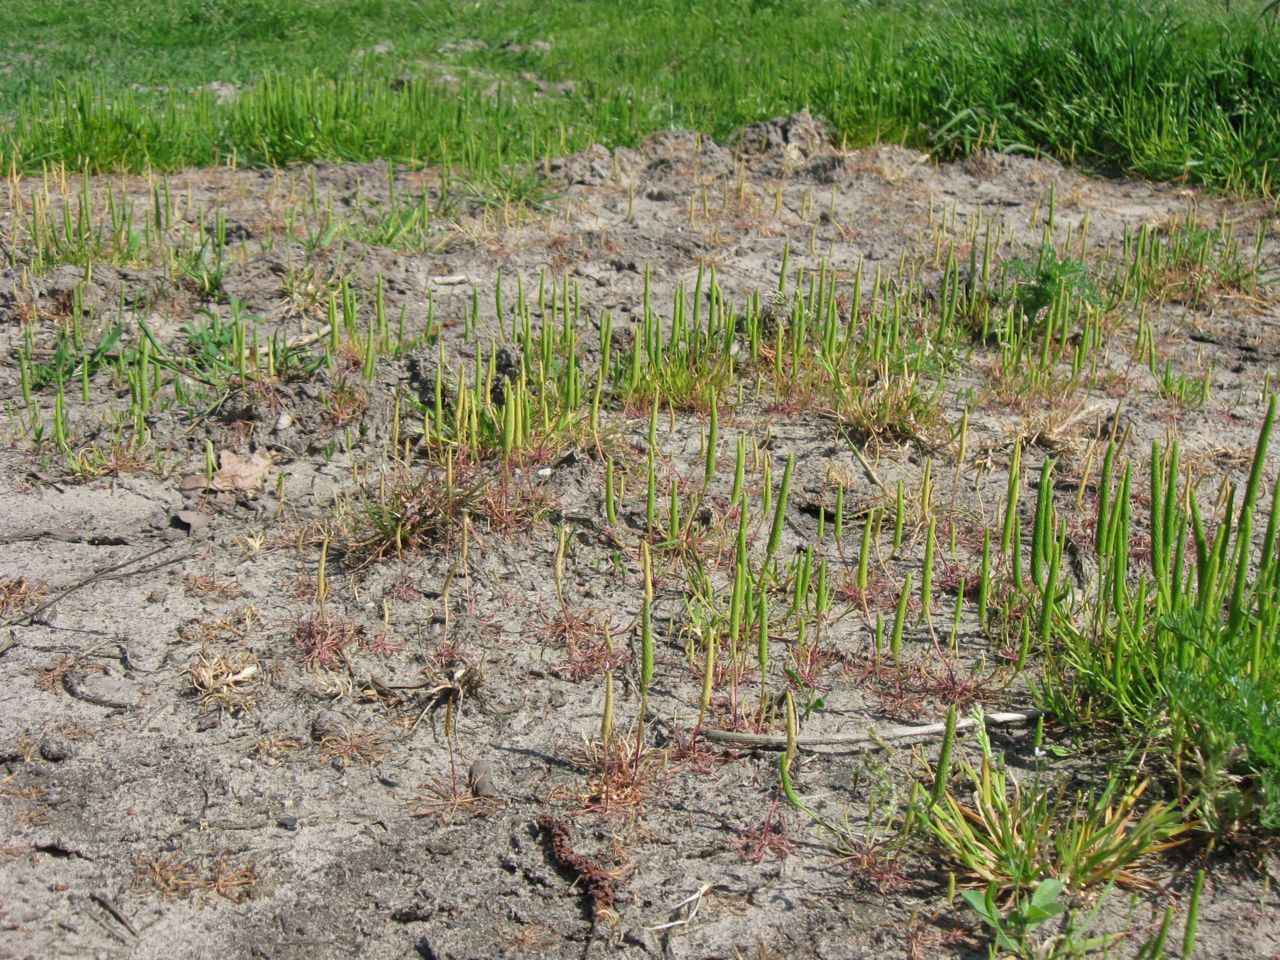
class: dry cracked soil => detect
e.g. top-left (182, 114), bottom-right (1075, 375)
top-left (1, 114), bottom-right (1279, 959)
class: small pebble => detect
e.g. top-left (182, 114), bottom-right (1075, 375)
top-left (424, 836), bottom-right (459, 856)
top-left (172, 509), bottom-right (210, 533)
top-left (274, 412), bottom-right (293, 432)
top-left (178, 474), bottom-right (207, 496)
top-left (468, 759), bottom-right (498, 798)
top-left (310, 710), bottom-right (346, 742)
top-left (40, 736), bottom-right (72, 763)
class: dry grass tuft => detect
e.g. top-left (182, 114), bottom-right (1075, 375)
top-left (316, 724), bottom-right (389, 769)
top-left (0, 577), bottom-right (47, 617)
top-left (135, 852), bottom-right (259, 903)
top-left (292, 610), bottom-right (365, 669)
top-left (188, 649), bottom-right (260, 713)
top-left (184, 571), bottom-right (245, 599)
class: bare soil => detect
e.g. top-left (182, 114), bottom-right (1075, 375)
top-left (2, 115), bottom-right (1279, 959)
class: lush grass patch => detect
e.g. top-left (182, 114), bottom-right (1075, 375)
top-left (2, 0), bottom-right (1278, 191)
top-left (1041, 400), bottom-right (1280, 834)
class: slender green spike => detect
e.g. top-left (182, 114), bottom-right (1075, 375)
top-left (833, 485), bottom-right (845, 543)
top-left (765, 454), bottom-right (795, 570)
top-left (500, 385), bottom-right (515, 458)
top-left (1149, 442), bottom-right (1170, 608)
top-left (1229, 394), bottom-right (1276, 632)
top-left (730, 437), bottom-right (746, 505)
top-left (931, 705), bottom-right (958, 804)
top-left (1032, 459), bottom-right (1053, 589)
top-left (761, 455), bottom-right (773, 518)
top-left (703, 389), bottom-right (719, 489)
top-left (793, 548), bottom-right (813, 615)
top-left (728, 558), bottom-right (746, 661)
top-left (697, 629), bottom-right (715, 730)
top-left (921, 517), bottom-right (936, 623)
top-left (757, 595), bottom-right (770, 717)
top-left (645, 452), bottom-right (657, 533)
top-left (948, 581), bottom-right (964, 653)
top-left (977, 531), bottom-right (992, 632)
top-left (1161, 442), bottom-right (1180, 571)
top-left (891, 573), bottom-right (911, 666)
top-left (639, 543), bottom-right (654, 732)
top-left (374, 274), bottom-right (387, 340)
top-left (1001, 440), bottom-right (1022, 557)
top-left (604, 458), bottom-right (618, 525)
top-left (1010, 509), bottom-right (1023, 591)
top-left (1036, 529), bottom-right (1063, 654)
top-left (1259, 478), bottom-right (1280, 585)
top-left (668, 476), bottom-right (681, 543)
top-left (735, 494), bottom-right (750, 574)
top-left (892, 480), bottom-right (905, 554)
top-left (600, 671), bottom-right (615, 753)
top-left (1177, 869), bottom-right (1207, 959)
top-left (52, 378), bottom-right (68, 452)
top-left (857, 510), bottom-right (873, 594)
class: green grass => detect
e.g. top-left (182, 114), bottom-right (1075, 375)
top-left (1038, 399), bottom-right (1280, 835)
top-left (2, 0), bottom-right (1278, 192)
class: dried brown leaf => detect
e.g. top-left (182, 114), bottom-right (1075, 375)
top-left (212, 449), bottom-right (273, 492)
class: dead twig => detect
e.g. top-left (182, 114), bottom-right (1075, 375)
top-left (89, 891), bottom-right (138, 938)
top-left (7, 545), bottom-right (193, 628)
top-left (700, 708), bottom-right (1041, 751)
top-left (645, 882), bottom-right (714, 932)
top-left (63, 669), bottom-right (137, 711)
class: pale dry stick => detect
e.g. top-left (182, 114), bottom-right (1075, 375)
top-left (645, 882), bottom-right (715, 932)
top-left (6, 545), bottom-right (193, 628)
top-left (76, 894), bottom-right (132, 946)
top-left (700, 708), bottom-right (1040, 752)
top-left (848, 439), bottom-right (889, 497)
top-left (89, 891), bottom-right (139, 938)
top-left (0, 527), bottom-right (131, 546)
top-left (64, 666), bottom-right (138, 710)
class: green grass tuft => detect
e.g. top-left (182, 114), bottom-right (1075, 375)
top-left (2, 0), bottom-right (1278, 192)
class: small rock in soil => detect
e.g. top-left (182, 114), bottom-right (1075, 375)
top-left (39, 736), bottom-right (73, 762)
top-left (310, 710), bottom-right (346, 742)
top-left (172, 509), bottom-right (210, 533)
top-left (177, 474), bottom-right (207, 496)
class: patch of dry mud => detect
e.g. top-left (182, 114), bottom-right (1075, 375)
top-left (1, 116), bottom-right (1278, 959)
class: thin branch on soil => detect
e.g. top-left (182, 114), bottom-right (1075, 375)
top-left (645, 881), bottom-right (715, 932)
top-left (89, 891), bottom-right (138, 938)
top-left (700, 708), bottom-right (1041, 751)
top-left (6, 545), bottom-right (194, 627)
